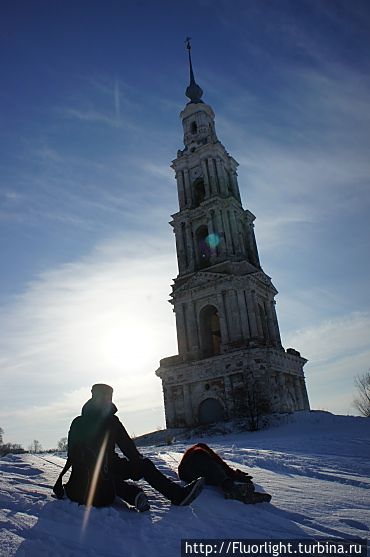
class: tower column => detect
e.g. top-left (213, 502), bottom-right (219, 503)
top-left (185, 301), bottom-right (200, 355)
top-left (226, 289), bottom-right (242, 341)
top-left (206, 212), bottom-right (217, 263)
top-left (183, 168), bottom-right (192, 208)
top-left (222, 210), bottom-right (234, 257)
top-left (185, 222), bottom-right (195, 271)
top-left (215, 159), bottom-right (227, 196)
top-left (231, 170), bottom-right (241, 202)
top-left (264, 300), bottom-right (276, 345)
top-left (174, 225), bottom-right (186, 274)
top-left (201, 159), bottom-right (211, 198)
top-left (163, 385), bottom-right (176, 428)
top-left (250, 224), bottom-right (260, 267)
top-left (217, 291), bottom-right (230, 344)
top-left (237, 290), bottom-right (251, 341)
top-left (214, 209), bottom-right (226, 257)
top-left (208, 157), bottom-right (218, 195)
top-left (254, 295), bottom-right (264, 338)
top-left (295, 376), bottom-right (305, 410)
top-left (183, 383), bottom-right (193, 424)
top-left (192, 301), bottom-right (200, 352)
top-left (230, 211), bottom-right (242, 254)
top-left (292, 376), bottom-right (302, 410)
top-left (246, 291), bottom-right (259, 338)
top-left (175, 304), bottom-right (188, 354)
top-left (176, 172), bottom-right (186, 209)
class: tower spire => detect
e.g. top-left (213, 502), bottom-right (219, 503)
top-left (185, 37), bottom-right (203, 104)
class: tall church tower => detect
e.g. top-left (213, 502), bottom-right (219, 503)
top-left (156, 42), bottom-right (310, 427)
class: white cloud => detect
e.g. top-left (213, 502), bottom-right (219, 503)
top-left (284, 312), bottom-right (370, 415)
top-left (0, 233), bottom-right (178, 447)
top-left (305, 349), bottom-right (370, 416)
top-left (61, 107), bottom-right (123, 128)
top-left (211, 62), bottom-right (370, 253)
top-left (285, 312), bottom-right (370, 366)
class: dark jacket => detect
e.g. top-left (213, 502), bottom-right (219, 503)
top-left (178, 443), bottom-right (253, 484)
top-left (64, 399), bottom-right (141, 506)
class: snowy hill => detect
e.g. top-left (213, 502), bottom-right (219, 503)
top-left (0, 411), bottom-right (369, 556)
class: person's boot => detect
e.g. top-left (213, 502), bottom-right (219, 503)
top-left (224, 482), bottom-right (254, 503)
top-left (226, 486), bottom-right (271, 504)
top-left (224, 481), bottom-right (255, 503)
top-left (248, 491), bottom-right (272, 504)
top-left (134, 491), bottom-right (151, 512)
top-left (171, 477), bottom-right (205, 506)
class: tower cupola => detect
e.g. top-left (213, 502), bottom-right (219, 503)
top-left (181, 39), bottom-right (218, 151)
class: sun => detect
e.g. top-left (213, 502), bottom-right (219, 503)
top-left (96, 316), bottom-right (163, 373)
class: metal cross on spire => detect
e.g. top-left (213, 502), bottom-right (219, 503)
top-left (184, 37), bottom-right (204, 104)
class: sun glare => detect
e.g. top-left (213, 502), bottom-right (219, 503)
top-left (97, 318), bottom-right (162, 372)
top-left (81, 432), bottom-right (109, 538)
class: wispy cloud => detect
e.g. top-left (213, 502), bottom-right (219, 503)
top-left (114, 78), bottom-right (120, 121)
top-left (57, 75), bottom-right (146, 132)
top-left (209, 62), bottom-right (370, 253)
top-left (283, 312), bottom-right (370, 415)
top-left (286, 312), bottom-right (370, 366)
top-left (61, 107), bottom-right (123, 128)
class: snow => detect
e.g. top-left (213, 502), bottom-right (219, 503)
top-left (0, 411), bottom-right (369, 556)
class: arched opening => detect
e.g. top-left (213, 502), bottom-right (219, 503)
top-left (191, 121), bottom-right (197, 134)
top-left (198, 398), bottom-right (224, 425)
top-left (193, 178), bottom-right (205, 207)
top-left (195, 225), bottom-right (211, 268)
top-left (199, 304), bottom-right (221, 357)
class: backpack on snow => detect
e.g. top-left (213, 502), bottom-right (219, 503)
top-left (52, 416), bottom-right (116, 507)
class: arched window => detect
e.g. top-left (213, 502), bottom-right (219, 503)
top-left (195, 225), bottom-right (210, 268)
top-left (193, 178), bottom-right (205, 207)
top-left (191, 121), bottom-right (197, 134)
top-left (199, 304), bottom-right (221, 357)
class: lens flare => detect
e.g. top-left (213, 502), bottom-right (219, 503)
top-left (206, 233), bottom-right (220, 249)
top-left (81, 432), bottom-right (109, 538)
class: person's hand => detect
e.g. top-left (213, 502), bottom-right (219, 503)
top-left (53, 478), bottom-right (65, 499)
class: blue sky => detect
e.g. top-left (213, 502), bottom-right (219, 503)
top-left (1, 0), bottom-right (369, 448)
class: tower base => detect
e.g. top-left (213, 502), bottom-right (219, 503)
top-left (155, 346), bottom-right (310, 428)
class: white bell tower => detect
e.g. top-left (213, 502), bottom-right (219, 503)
top-left (156, 40), bottom-right (310, 428)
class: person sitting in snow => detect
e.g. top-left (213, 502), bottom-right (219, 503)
top-left (53, 384), bottom-right (204, 511)
top-left (178, 443), bottom-right (271, 504)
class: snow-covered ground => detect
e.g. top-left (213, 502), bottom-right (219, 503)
top-left (0, 411), bottom-right (369, 557)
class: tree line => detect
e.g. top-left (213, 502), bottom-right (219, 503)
top-left (0, 428), bottom-right (68, 456)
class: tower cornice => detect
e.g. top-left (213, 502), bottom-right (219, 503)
top-left (170, 194), bottom-right (244, 222)
top-left (180, 102), bottom-right (215, 121)
top-left (171, 142), bottom-right (238, 170)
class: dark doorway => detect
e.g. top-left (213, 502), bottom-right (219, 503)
top-left (198, 398), bottom-right (224, 425)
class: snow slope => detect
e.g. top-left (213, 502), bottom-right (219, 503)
top-left (0, 411), bottom-right (369, 557)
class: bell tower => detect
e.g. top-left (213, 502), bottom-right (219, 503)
top-left (156, 41), bottom-right (310, 428)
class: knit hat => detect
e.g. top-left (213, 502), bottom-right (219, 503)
top-left (91, 383), bottom-right (113, 399)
